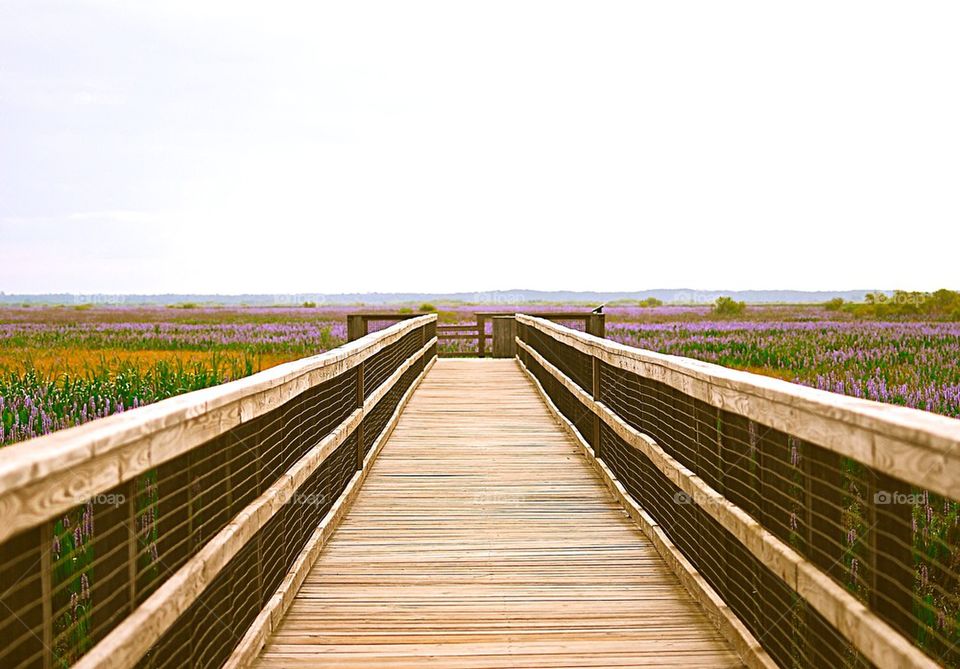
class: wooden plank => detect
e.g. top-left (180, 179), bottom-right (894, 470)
top-left (518, 356), bottom-right (775, 669)
top-left (224, 356), bottom-right (437, 669)
top-left (251, 360), bottom-right (744, 669)
top-left (437, 333), bottom-right (483, 339)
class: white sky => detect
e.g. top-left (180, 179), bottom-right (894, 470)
top-left (1, 1), bottom-right (958, 294)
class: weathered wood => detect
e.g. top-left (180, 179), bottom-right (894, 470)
top-left (523, 357), bottom-right (776, 669)
top-left (346, 314), bottom-right (366, 342)
top-left (347, 313), bottom-right (425, 342)
top-left (592, 357), bottom-right (602, 458)
top-left (870, 470), bottom-right (916, 639)
top-left (476, 314), bottom-right (487, 358)
top-left (0, 316), bottom-right (436, 545)
top-left (126, 479), bottom-right (138, 611)
top-left (355, 361), bottom-right (365, 470)
top-left (518, 326), bottom-right (940, 669)
top-left (72, 338), bottom-right (437, 669)
top-left (251, 360), bottom-right (743, 669)
top-left (490, 316), bottom-right (516, 358)
top-left (363, 339), bottom-right (436, 412)
top-left (587, 312), bottom-right (606, 338)
top-left (517, 315), bottom-right (960, 500)
top-left (40, 521), bottom-right (53, 669)
top-left (478, 311), bottom-right (604, 358)
top-left (224, 356), bottom-right (436, 669)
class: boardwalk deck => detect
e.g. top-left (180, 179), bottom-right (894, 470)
top-left (253, 359), bottom-right (744, 668)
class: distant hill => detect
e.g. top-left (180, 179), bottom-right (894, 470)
top-left (0, 289), bottom-right (890, 306)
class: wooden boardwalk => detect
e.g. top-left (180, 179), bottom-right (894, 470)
top-left (253, 359), bottom-right (744, 668)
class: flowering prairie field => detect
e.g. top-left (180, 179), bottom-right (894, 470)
top-left (3, 302), bottom-right (960, 663)
top-left (1, 303), bottom-right (959, 446)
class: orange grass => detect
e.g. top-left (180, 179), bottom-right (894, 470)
top-left (0, 348), bottom-right (300, 377)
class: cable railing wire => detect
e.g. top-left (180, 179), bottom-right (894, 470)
top-left (518, 315), bottom-right (959, 669)
top-left (0, 317), bottom-right (436, 669)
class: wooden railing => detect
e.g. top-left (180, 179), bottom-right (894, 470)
top-left (476, 311), bottom-right (604, 357)
top-left (347, 311), bottom-right (605, 357)
top-left (0, 315), bottom-right (438, 669)
top-left (516, 314), bottom-right (960, 669)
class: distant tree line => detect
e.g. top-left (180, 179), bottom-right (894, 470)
top-left (825, 289), bottom-right (960, 320)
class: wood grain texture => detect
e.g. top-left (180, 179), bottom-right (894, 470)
top-left (516, 356), bottom-right (776, 669)
top-left (518, 333), bottom-right (940, 669)
top-left (253, 359), bottom-right (744, 669)
top-left (516, 315), bottom-right (960, 501)
top-left (0, 317), bottom-right (435, 544)
top-left (225, 356), bottom-right (438, 669)
top-left (73, 344), bottom-right (437, 669)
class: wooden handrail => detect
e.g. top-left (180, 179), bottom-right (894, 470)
top-left (75, 335), bottom-right (437, 669)
top-left (516, 314), bottom-right (960, 498)
top-left (0, 315), bottom-right (436, 544)
top-left (0, 315), bottom-right (438, 669)
top-left (516, 314), bottom-right (958, 669)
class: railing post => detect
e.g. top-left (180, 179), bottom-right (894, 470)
top-left (806, 445), bottom-right (843, 582)
top-left (477, 315), bottom-right (486, 358)
top-left (127, 478), bottom-right (138, 611)
top-left (587, 313), bottom-right (605, 338)
top-left (592, 357), bottom-right (602, 459)
top-left (356, 361), bottom-right (365, 470)
top-left (347, 315), bottom-right (366, 342)
top-left (41, 522), bottom-right (53, 669)
top-left (491, 317), bottom-right (516, 358)
top-left (870, 470), bottom-right (915, 639)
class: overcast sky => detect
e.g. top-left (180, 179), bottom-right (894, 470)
top-left (1, 1), bottom-right (957, 294)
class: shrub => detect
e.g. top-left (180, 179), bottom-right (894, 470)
top-left (419, 303), bottom-right (437, 312)
top-left (639, 297), bottom-right (663, 308)
top-left (713, 296), bottom-right (746, 317)
top-left (824, 297), bottom-right (845, 311)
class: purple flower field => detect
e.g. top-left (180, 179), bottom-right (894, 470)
top-left (1, 303), bottom-right (959, 449)
top-left (607, 320), bottom-right (960, 417)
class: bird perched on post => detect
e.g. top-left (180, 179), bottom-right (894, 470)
top-left (592, 304), bottom-right (604, 314)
